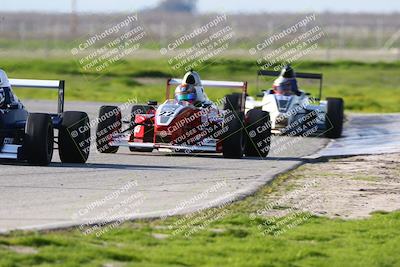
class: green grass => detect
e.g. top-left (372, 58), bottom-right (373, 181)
top-left (0, 170), bottom-right (399, 267)
top-left (2, 58), bottom-right (400, 113)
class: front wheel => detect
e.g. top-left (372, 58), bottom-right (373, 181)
top-left (59, 111), bottom-right (90, 163)
top-left (24, 113), bottom-right (54, 166)
top-left (325, 98), bottom-right (344, 138)
top-left (96, 106), bottom-right (121, 153)
top-left (244, 109), bottom-right (271, 158)
top-left (222, 111), bottom-right (245, 159)
top-left (224, 93), bottom-right (242, 112)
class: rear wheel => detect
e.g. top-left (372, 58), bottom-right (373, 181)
top-left (224, 93), bottom-right (242, 111)
top-left (245, 109), bottom-right (271, 157)
top-left (96, 106), bottom-right (121, 153)
top-left (59, 111), bottom-right (90, 163)
top-left (222, 111), bottom-right (245, 159)
top-left (325, 98), bottom-right (344, 138)
top-left (24, 113), bottom-right (54, 166)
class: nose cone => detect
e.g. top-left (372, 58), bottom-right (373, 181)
top-left (0, 69), bottom-right (11, 88)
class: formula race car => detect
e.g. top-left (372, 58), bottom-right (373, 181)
top-left (96, 70), bottom-right (272, 158)
top-left (246, 66), bottom-right (344, 138)
top-left (0, 69), bottom-right (90, 166)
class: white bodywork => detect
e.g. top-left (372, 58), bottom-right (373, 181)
top-left (246, 91), bottom-right (328, 135)
top-left (0, 69), bottom-right (11, 87)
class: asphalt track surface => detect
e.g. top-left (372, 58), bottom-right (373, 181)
top-left (1, 100), bottom-right (372, 233)
top-left (314, 113), bottom-right (400, 157)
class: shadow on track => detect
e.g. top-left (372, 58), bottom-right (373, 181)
top-left (0, 161), bottom-right (203, 171)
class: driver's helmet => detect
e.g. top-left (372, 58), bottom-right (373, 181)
top-left (175, 83), bottom-right (197, 104)
top-left (0, 88), bottom-right (5, 108)
top-left (273, 76), bottom-right (293, 96)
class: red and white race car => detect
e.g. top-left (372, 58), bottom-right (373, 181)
top-left (96, 71), bottom-right (271, 158)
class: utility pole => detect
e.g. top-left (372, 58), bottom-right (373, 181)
top-left (70, 0), bottom-right (78, 36)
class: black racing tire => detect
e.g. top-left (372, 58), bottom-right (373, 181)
top-left (24, 113), bottom-right (54, 166)
top-left (224, 93), bottom-right (242, 111)
top-left (325, 98), bottom-right (344, 139)
top-left (59, 111), bottom-right (90, 163)
top-left (96, 106), bottom-right (121, 154)
top-left (222, 111), bottom-right (245, 159)
top-left (244, 109), bottom-right (271, 157)
top-left (130, 104), bottom-right (154, 153)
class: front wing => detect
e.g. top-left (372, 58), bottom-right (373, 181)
top-left (0, 144), bottom-right (21, 159)
top-left (110, 134), bottom-right (218, 153)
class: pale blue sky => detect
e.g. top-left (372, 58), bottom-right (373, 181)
top-left (1, 0), bottom-right (399, 13)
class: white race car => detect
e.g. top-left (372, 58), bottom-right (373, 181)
top-left (246, 67), bottom-right (344, 138)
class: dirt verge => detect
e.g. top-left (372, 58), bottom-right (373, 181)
top-left (263, 153), bottom-right (400, 219)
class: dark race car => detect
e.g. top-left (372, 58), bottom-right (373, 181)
top-left (0, 69), bottom-right (90, 166)
top-left (96, 71), bottom-right (272, 159)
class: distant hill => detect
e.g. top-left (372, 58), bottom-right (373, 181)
top-left (152, 0), bottom-right (198, 13)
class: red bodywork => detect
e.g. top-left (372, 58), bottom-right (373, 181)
top-left (125, 78), bottom-right (247, 153)
top-left (130, 114), bottom-right (155, 143)
top-left (130, 105), bottom-right (224, 153)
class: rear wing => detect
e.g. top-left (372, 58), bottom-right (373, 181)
top-left (9, 79), bottom-right (65, 114)
top-left (166, 78), bottom-right (248, 111)
top-left (168, 79), bottom-right (247, 89)
top-left (257, 70), bottom-right (323, 100)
